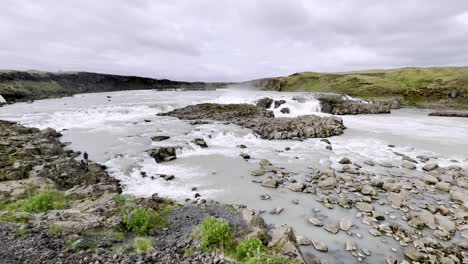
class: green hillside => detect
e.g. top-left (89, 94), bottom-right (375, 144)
top-left (262, 67), bottom-right (468, 107)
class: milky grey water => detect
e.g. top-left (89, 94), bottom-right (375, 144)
top-left (1, 89), bottom-right (467, 263)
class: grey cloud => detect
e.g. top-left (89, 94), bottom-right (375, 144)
top-left (0, 0), bottom-right (467, 81)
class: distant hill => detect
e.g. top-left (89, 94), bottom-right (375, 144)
top-left (0, 70), bottom-right (230, 102)
top-left (251, 67), bottom-right (468, 108)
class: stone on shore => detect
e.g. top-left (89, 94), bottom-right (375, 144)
top-left (261, 178), bottom-right (279, 188)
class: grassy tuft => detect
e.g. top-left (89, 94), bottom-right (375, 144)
top-left (235, 237), bottom-right (266, 261)
top-left (114, 194), bottom-right (136, 206)
top-left (16, 191), bottom-right (69, 213)
top-left (133, 237), bottom-right (154, 253)
top-left (112, 245), bottom-right (130, 254)
top-left (15, 226), bottom-right (29, 237)
top-left (120, 205), bottom-right (168, 235)
top-left (50, 225), bottom-right (63, 235)
top-left (195, 216), bottom-right (234, 252)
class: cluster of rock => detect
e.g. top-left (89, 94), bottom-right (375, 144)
top-left (0, 120), bottom-right (120, 191)
top-left (159, 103), bottom-right (346, 139)
top-left (317, 94), bottom-right (394, 115)
top-left (255, 97), bottom-right (289, 113)
top-left (249, 152), bottom-right (468, 263)
top-left (147, 147), bottom-right (178, 163)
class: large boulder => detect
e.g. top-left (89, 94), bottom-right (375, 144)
top-left (256, 97), bottom-right (274, 109)
top-left (147, 147), bottom-right (177, 163)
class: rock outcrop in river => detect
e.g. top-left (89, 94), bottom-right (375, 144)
top-left (159, 103), bottom-right (346, 139)
top-left (317, 94), bottom-right (394, 115)
top-left (428, 111), bottom-right (468, 118)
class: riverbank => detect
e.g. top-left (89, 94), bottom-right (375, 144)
top-left (249, 67), bottom-right (468, 109)
top-left (0, 120), bottom-right (305, 264)
top-left (0, 70), bottom-right (231, 103)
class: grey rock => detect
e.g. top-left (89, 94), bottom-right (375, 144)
top-left (339, 157), bottom-right (351, 164)
top-left (261, 178), bottom-right (278, 188)
top-left (345, 240), bottom-right (358, 251)
top-left (288, 182), bottom-right (306, 192)
top-left (401, 161), bottom-right (416, 170)
top-left (308, 218), bottom-right (324, 227)
top-left (422, 163), bottom-right (439, 172)
top-left (355, 202), bottom-right (373, 212)
top-left (312, 241), bottom-right (328, 252)
top-left (256, 97), bottom-right (273, 109)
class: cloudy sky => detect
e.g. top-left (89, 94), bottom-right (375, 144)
top-left (1, 0), bottom-right (468, 81)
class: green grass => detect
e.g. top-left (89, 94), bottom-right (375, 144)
top-left (15, 226), bottom-right (29, 237)
top-left (194, 216), bottom-right (234, 251)
top-left (193, 216), bottom-right (301, 263)
top-left (120, 205), bottom-right (169, 235)
top-left (64, 236), bottom-right (81, 252)
top-left (50, 225), bottom-right (63, 235)
top-left (0, 190), bottom-right (69, 223)
top-left (112, 245), bottom-right (131, 254)
top-left (114, 194), bottom-right (136, 206)
top-left (133, 237), bottom-right (154, 253)
top-left (264, 66), bottom-right (468, 107)
top-left (16, 191), bottom-right (69, 213)
top-left (184, 248), bottom-right (195, 257)
top-left (235, 237), bottom-right (266, 261)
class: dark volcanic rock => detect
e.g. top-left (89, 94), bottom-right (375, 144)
top-left (280, 107), bottom-right (290, 114)
top-left (274, 100), bottom-right (286, 108)
top-left (428, 111), bottom-right (468, 118)
top-left (151, 135), bottom-right (170, 141)
top-left (158, 103), bottom-right (274, 121)
top-left (191, 138), bottom-right (208, 148)
top-left (256, 97), bottom-right (274, 109)
top-left (318, 95), bottom-right (392, 115)
top-left (159, 103), bottom-right (346, 139)
top-left (0, 121), bottom-right (121, 191)
top-left (147, 147), bottom-right (177, 163)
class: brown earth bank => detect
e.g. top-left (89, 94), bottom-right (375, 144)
top-left (0, 120), bottom-right (307, 264)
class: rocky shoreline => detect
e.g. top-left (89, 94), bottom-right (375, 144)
top-left (0, 120), bottom-right (306, 264)
top-left (246, 149), bottom-right (468, 263)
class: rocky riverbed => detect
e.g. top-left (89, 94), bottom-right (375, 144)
top-left (0, 120), bottom-right (305, 264)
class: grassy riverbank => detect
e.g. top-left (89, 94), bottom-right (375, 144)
top-left (257, 67), bottom-right (468, 108)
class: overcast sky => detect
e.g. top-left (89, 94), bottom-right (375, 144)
top-left (1, 0), bottom-right (468, 81)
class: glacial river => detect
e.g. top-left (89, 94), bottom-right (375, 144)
top-left (1, 88), bottom-right (467, 263)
